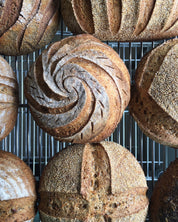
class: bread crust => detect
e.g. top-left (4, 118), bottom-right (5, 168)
top-left (61, 0), bottom-right (178, 41)
top-left (24, 34), bottom-right (130, 143)
top-left (129, 38), bottom-right (178, 148)
top-left (0, 56), bottom-right (18, 141)
top-left (61, 0), bottom-right (83, 34)
top-left (0, 0), bottom-right (60, 55)
top-left (39, 142), bottom-right (148, 221)
top-left (0, 150), bottom-right (36, 221)
top-left (150, 158), bottom-right (178, 222)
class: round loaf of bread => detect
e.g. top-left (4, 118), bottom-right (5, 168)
top-left (61, 0), bottom-right (178, 42)
top-left (39, 141), bottom-right (149, 221)
top-left (0, 56), bottom-right (18, 141)
top-left (150, 158), bottom-right (178, 222)
top-left (129, 38), bottom-right (178, 148)
top-left (0, 150), bottom-right (37, 221)
top-left (24, 34), bottom-right (130, 143)
top-left (0, 0), bottom-right (60, 56)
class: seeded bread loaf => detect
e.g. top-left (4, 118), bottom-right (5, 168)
top-left (39, 141), bottom-right (148, 221)
top-left (129, 38), bottom-right (178, 148)
top-left (0, 56), bottom-right (18, 141)
top-left (24, 34), bottom-right (130, 143)
top-left (0, 150), bottom-right (37, 221)
top-left (150, 158), bottom-right (178, 222)
top-left (61, 0), bottom-right (178, 42)
top-left (0, 0), bottom-right (60, 56)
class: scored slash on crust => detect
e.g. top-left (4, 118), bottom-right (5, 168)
top-left (39, 142), bottom-right (149, 221)
top-left (61, 0), bottom-right (178, 41)
top-left (24, 34), bottom-right (130, 143)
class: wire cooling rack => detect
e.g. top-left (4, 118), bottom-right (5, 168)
top-left (0, 20), bottom-right (177, 221)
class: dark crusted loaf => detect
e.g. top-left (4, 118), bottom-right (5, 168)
top-left (150, 158), bottom-right (178, 222)
top-left (0, 0), bottom-right (60, 55)
top-left (61, 0), bottom-right (178, 42)
top-left (39, 142), bottom-right (148, 221)
top-left (24, 34), bottom-right (130, 143)
top-left (129, 38), bottom-right (178, 148)
top-left (0, 150), bottom-right (36, 221)
top-left (0, 56), bottom-right (18, 141)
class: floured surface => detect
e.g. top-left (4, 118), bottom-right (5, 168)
top-left (25, 34), bottom-right (130, 143)
top-left (61, 0), bottom-right (178, 41)
top-left (39, 142), bottom-right (148, 221)
top-left (0, 150), bottom-right (36, 201)
top-left (129, 39), bottom-right (178, 148)
top-left (0, 56), bottom-right (18, 141)
top-left (148, 43), bottom-right (178, 122)
top-left (0, 151), bottom-right (36, 221)
top-left (0, 0), bottom-right (60, 55)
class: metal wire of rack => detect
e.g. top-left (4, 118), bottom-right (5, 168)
top-left (0, 19), bottom-right (178, 221)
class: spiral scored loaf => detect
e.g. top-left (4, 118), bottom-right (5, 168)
top-left (0, 150), bottom-right (37, 221)
top-left (61, 0), bottom-right (178, 42)
top-left (129, 38), bottom-right (178, 148)
top-left (0, 0), bottom-right (60, 56)
top-left (39, 141), bottom-right (149, 222)
top-left (24, 34), bottom-right (130, 143)
top-left (0, 56), bottom-right (19, 141)
top-left (150, 158), bottom-right (178, 222)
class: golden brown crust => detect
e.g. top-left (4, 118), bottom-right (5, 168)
top-left (0, 56), bottom-right (18, 141)
top-left (99, 141), bottom-right (147, 193)
top-left (24, 34), bottom-right (130, 143)
top-left (39, 144), bottom-right (84, 193)
top-left (72, 0), bottom-right (94, 34)
top-left (134, 0), bottom-right (156, 36)
top-left (61, 0), bottom-right (83, 34)
top-left (106, 0), bottom-right (122, 35)
top-left (39, 208), bottom-right (149, 222)
top-left (0, 0), bottom-right (60, 55)
top-left (129, 38), bottom-right (178, 148)
top-left (0, 150), bottom-right (37, 221)
top-left (39, 142), bottom-right (148, 221)
top-left (0, 197), bottom-right (36, 222)
top-left (150, 159), bottom-right (178, 222)
top-left (39, 192), bottom-right (88, 221)
top-left (61, 0), bottom-right (178, 42)
top-left (162, 0), bottom-right (178, 32)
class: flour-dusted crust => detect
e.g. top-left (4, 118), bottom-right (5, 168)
top-left (24, 34), bottom-right (130, 143)
top-left (0, 150), bottom-right (36, 221)
top-left (0, 56), bottom-right (18, 141)
top-left (39, 142), bottom-right (148, 221)
top-left (129, 38), bottom-right (178, 148)
top-left (0, 0), bottom-right (60, 55)
top-left (61, 0), bottom-right (178, 42)
top-left (150, 158), bottom-right (178, 222)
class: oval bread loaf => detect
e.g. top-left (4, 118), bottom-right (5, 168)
top-left (150, 158), bottom-right (178, 222)
top-left (0, 0), bottom-right (60, 55)
top-left (0, 150), bottom-right (37, 221)
top-left (24, 34), bottom-right (130, 143)
top-left (129, 38), bottom-right (178, 148)
top-left (61, 0), bottom-right (178, 42)
top-left (39, 141), bottom-right (149, 222)
top-left (0, 56), bottom-right (18, 141)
